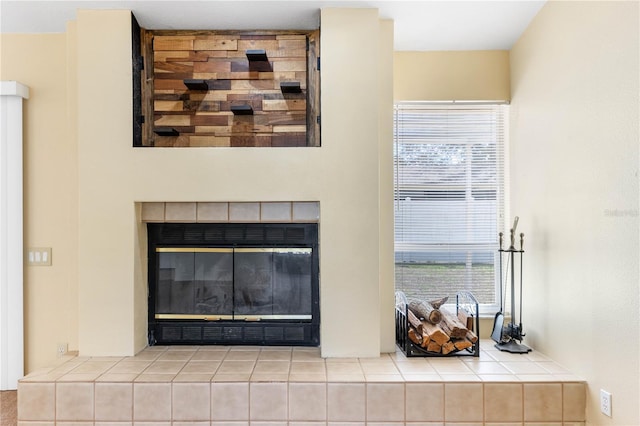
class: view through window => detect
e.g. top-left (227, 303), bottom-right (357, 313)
top-left (394, 103), bottom-right (506, 310)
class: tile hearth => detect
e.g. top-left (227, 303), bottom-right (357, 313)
top-left (18, 340), bottom-right (586, 425)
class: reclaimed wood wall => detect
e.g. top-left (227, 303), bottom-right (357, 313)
top-left (141, 30), bottom-right (319, 147)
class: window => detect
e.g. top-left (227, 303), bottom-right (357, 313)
top-left (394, 103), bottom-right (506, 311)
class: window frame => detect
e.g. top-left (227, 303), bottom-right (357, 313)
top-left (393, 101), bottom-right (508, 316)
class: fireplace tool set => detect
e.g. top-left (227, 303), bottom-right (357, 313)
top-left (491, 216), bottom-right (532, 353)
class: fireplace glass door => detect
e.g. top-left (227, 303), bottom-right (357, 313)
top-left (155, 247), bottom-right (312, 321)
top-left (234, 248), bottom-right (312, 319)
top-left (156, 248), bottom-right (233, 319)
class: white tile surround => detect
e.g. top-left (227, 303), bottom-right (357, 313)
top-left (18, 340), bottom-right (586, 425)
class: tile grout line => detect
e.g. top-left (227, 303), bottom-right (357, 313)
top-left (479, 383), bottom-right (489, 421)
top-left (248, 365), bottom-right (252, 422)
top-left (403, 380), bottom-right (407, 423)
top-left (364, 379), bottom-right (368, 424)
top-left (562, 382), bottom-right (565, 423)
top-left (522, 381), bottom-right (525, 423)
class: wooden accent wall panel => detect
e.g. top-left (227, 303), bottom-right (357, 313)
top-left (141, 30), bottom-right (319, 147)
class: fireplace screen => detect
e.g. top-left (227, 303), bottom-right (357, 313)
top-left (155, 247), bottom-right (312, 320)
top-left (147, 223), bottom-right (319, 346)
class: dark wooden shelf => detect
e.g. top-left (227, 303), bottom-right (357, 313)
top-left (183, 79), bottom-right (209, 90)
top-left (154, 127), bottom-right (179, 136)
top-left (280, 81), bottom-right (302, 93)
top-left (246, 49), bottom-right (268, 62)
top-left (231, 105), bottom-right (254, 115)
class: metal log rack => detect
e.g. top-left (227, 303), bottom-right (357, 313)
top-left (395, 290), bottom-right (480, 357)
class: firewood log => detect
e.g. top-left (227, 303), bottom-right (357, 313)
top-left (422, 321), bottom-right (450, 346)
top-left (457, 310), bottom-right (474, 331)
top-left (420, 330), bottom-right (431, 348)
top-left (409, 299), bottom-right (442, 324)
top-left (407, 309), bottom-right (423, 335)
top-left (440, 308), bottom-right (468, 339)
top-left (453, 339), bottom-right (473, 351)
top-left (408, 327), bottom-right (423, 345)
top-left (428, 296), bottom-right (449, 309)
top-left (441, 341), bottom-right (456, 355)
top-left (465, 330), bottom-right (478, 343)
top-left (426, 340), bottom-right (442, 353)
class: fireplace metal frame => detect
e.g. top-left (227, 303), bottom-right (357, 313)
top-left (147, 223), bottom-right (320, 346)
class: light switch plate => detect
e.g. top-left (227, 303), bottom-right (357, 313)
top-left (27, 247), bottom-right (52, 266)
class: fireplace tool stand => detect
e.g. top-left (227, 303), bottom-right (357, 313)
top-left (493, 217), bottom-right (531, 353)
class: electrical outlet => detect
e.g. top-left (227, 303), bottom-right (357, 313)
top-left (600, 389), bottom-right (612, 417)
top-left (57, 343), bottom-right (68, 357)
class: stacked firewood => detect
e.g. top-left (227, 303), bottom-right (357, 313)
top-left (406, 297), bottom-right (478, 355)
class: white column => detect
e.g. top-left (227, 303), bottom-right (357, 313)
top-left (0, 81), bottom-right (29, 390)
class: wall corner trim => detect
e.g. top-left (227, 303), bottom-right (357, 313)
top-left (0, 80), bottom-right (29, 389)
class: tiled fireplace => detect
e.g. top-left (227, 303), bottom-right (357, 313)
top-left (66, 7), bottom-right (393, 364)
top-left (19, 201), bottom-right (587, 425)
top-left (142, 201), bottom-right (321, 348)
top-left (20, 203), bottom-right (588, 423)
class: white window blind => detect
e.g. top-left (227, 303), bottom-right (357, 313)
top-left (394, 103), bottom-right (506, 307)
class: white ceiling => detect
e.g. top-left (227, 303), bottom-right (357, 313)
top-left (0, 0), bottom-right (546, 51)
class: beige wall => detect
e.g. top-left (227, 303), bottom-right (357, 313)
top-left (0, 32), bottom-right (79, 372)
top-left (319, 8), bottom-right (391, 356)
top-left (75, 9), bottom-right (137, 356)
top-left (2, 7), bottom-right (395, 368)
top-left (394, 50), bottom-right (510, 101)
top-left (510, 2), bottom-right (639, 425)
top-left (378, 19), bottom-right (395, 353)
